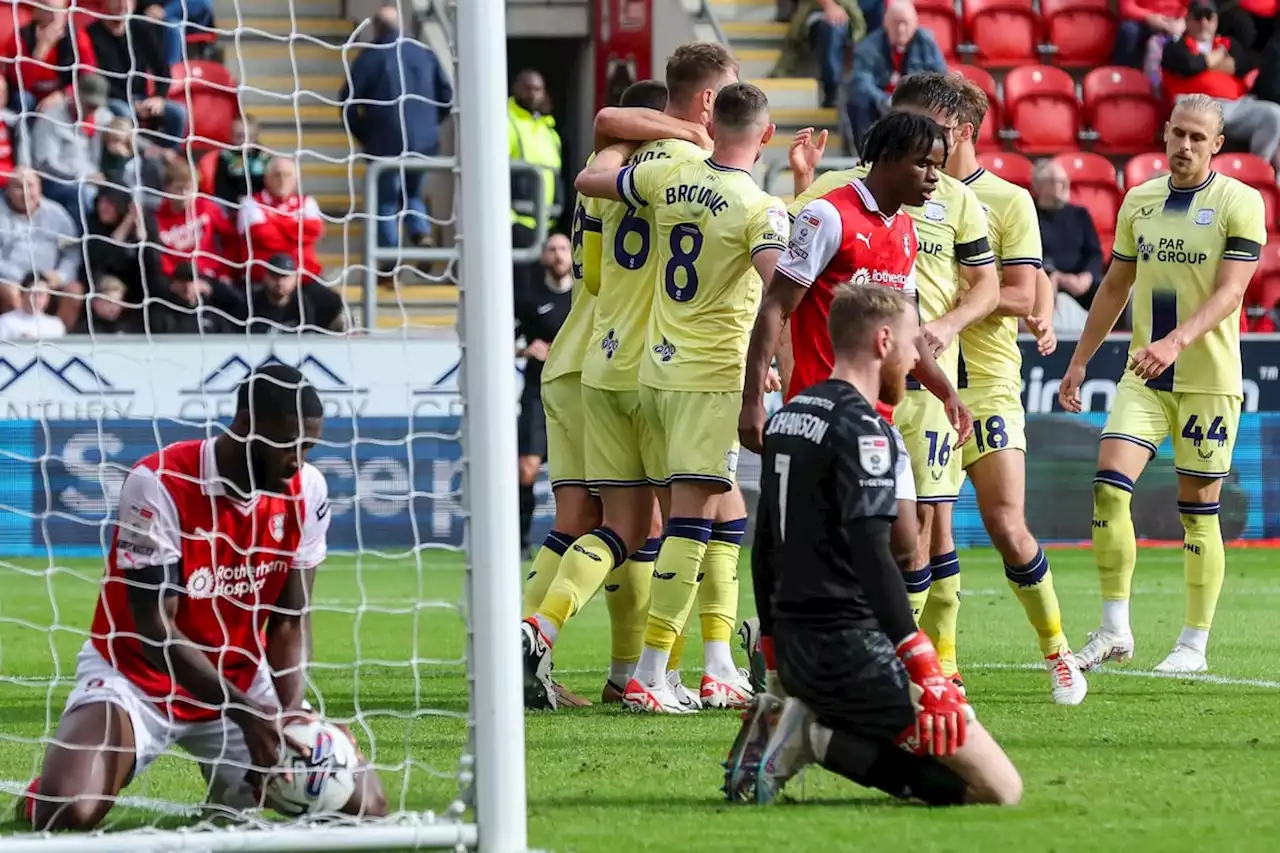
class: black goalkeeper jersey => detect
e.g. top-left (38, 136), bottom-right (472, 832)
top-left (753, 379), bottom-right (901, 631)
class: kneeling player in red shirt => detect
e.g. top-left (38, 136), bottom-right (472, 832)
top-left (20, 365), bottom-right (388, 830)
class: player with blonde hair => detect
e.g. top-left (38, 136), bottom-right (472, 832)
top-left (1060, 93), bottom-right (1265, 674)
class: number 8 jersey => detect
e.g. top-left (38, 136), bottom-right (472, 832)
top-left (583, 138), bottom-right (709, 392)
top-left (616, 156), bottom-right (789, 391)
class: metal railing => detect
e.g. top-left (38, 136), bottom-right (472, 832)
top-left (361, 158), bottom-right (550, 326)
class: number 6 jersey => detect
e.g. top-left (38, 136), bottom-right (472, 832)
top-left (583, 138), bottom-right (709, 392)
top-left (615, 155), bottom-right (789, 391)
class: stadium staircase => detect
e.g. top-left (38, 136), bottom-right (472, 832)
top-left (213, 0), bottom-right (457, 330)
top-left (701, 0), bottom-right (842, 200)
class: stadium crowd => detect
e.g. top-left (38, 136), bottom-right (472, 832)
top-left (0, 0), bottom-right (459, 341)
top-left (771, 0), bottom-right (1280, 332)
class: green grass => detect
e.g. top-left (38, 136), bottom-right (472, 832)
top-left (3, 547), bottom-right (1280, 851)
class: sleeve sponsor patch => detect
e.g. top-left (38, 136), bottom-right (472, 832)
top-left (767, 206), bottom-right (790, 239)
top-left (792, 212), bottom-right (821, 247)
top-left (857, 435), bottom-right (891, 477)
top-left (122, 503), bottom-right (155, 533)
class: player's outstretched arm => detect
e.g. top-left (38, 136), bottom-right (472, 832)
top-left (593, 107), bottom-right (710, 152)
top-left (574, 145), bottom-right (649, 202)
top-left (1131, 256), bottom-right (1259, 381)
top-left (740, 273), bottom-right (808, 453)
top-left (1058, 258), bottom-right (1137, 412)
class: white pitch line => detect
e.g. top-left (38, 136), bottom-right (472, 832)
top-left (969, 661), bottom-right (1280, 689)
top-left (0, 779), bottom-right (201, 817)
top-left (551, 662), bottom-right (1280, 689)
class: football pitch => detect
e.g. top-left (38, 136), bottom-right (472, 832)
top-left (2, 547), bottom-right (1280, 851)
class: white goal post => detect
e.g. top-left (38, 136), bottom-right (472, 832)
top-left (0, 0), bottom-right (527, 849)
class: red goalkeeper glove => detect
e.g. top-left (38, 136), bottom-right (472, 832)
top-left (896, 631), bottom-right (968, 757)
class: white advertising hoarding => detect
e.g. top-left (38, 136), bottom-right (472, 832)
top-left (0, 335), bottom-right (507, 421)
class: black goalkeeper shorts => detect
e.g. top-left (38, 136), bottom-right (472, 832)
top-left (518, 391), bottom-right (548, 459)
top-left (774, 622), bottom-right (915, 743)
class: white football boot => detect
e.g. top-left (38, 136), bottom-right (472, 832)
top-left (1076, 628), bottom-right (1135, 671)
top-left (701, 668), bottom-right (754, 709)
top-left (1154, 643), bottom-right (1208, 673)
top-left (667, 670), bottom-right (704, 711)
top-left (756, 697), bottom-right (815, 805)
top-left (520, 620), bottom-right (557, 710)
top-left (1046, 650), bottom-right (1088, 705)
top-left (722, 692), bottom-right (782, 803)
top-left (623, 675), bottom-right (699, 714)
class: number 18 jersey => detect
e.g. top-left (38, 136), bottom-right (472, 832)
top-left (618, 157), bottom-right (789, 391)
top-left (582, 138), bottom-right (709, 392)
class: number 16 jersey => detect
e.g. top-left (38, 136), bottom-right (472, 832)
top-left (618, 156), bottom-right (789, 391)
top-left (583, 138), bottom-right (709, 392)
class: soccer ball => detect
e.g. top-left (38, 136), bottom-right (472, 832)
top-left (265, 719), bottom-right (358, 816)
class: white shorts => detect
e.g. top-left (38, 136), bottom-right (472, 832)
top-left (63, 640), bottom-right (280, 808)
top-left (890, 424), bottom-right (916, 504)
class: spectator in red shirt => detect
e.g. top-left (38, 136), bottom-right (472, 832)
top-left (153, 159), bottom-right (240, 284)
top-left (1162, 2), bottom-right (1280, 166)
top-left (1117, 0), bottom-right (1258, 66)
top-left (1116, 0), bottom-right (1187, 67)
top-left (237, 156), bottom-right (325, 282)
top-left (7, 0), bottom-right (96, 114)
top-left (847, 2), bottom-right (947, 147)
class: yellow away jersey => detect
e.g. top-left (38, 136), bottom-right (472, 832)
top-left (618, 157), bottom-right (789, 392)
top-left (1113, 172), bottom-right (1265, 398)
top-left (582, 138), bottom-right (710, 391)
top-left (543, 192), bottom-right (601, 383)
top-left (957, 168), bottom-right (1043, 389)
top-left (789, 166), bottom-right (994, 381)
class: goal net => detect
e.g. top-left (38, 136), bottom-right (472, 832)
top-left (0, 0), bottom-right (526, 849)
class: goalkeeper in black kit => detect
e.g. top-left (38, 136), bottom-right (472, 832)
top-left (724, 284), bottom-right (1022, 807)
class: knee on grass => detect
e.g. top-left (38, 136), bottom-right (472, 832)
top-left (965, 765), bottom-right (1023, 807)
top-left (33, 780), bottom-right (111, 831)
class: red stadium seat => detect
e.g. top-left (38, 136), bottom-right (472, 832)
top-left (1039, 0), bottom-right (1116, 66)
top-left (918, 0), bottom-right (963, 60)
top-left (977, 151), bottom-right (1034, 188)
top-left (1054, 151), bottom-right (1121, 236)
top-left (949, 64), bottom-right (1002, 151)
top-left (1082, 66), bottom-right (1162, 155)
top-left (1245, 242), bottom-right (1280, 330)
top-left (1247, 241), bottom-right (1280, 303)
top-left (963, 0), bottom-right (1042, 65)
top-left (168, 60), bottom-right (240, 149)
top-left (1004, 65), bottom-right (1080, 154)
top-left (1124, 152), bottom-right (1168, 187)
top-left (1212, 153), bottom-right (1280, 229)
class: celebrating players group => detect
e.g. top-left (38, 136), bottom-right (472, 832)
top-left (520, 40), bottom-right (1266, 807)
top-left (12, 39), bottom-right (1263, 828)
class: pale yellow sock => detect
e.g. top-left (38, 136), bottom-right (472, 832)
top-left (537, 527), bottom-right (628, 631)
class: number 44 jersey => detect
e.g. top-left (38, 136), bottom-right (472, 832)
top-left (615, 155), bottom-right (789, 392)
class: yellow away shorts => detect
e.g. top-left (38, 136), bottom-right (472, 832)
top-left (541, 374), bottom-right (588, 488)
top-left (581, 385), bottom-right (658, 487)
top-left (1101, 379), bottom-right (1240, 479)
top-left (638, 385), bottom-right (739, 490)
top-left (959, 383), bottom-right (1027, 470)
top-left (896, 389), bottom-right (963, 503)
